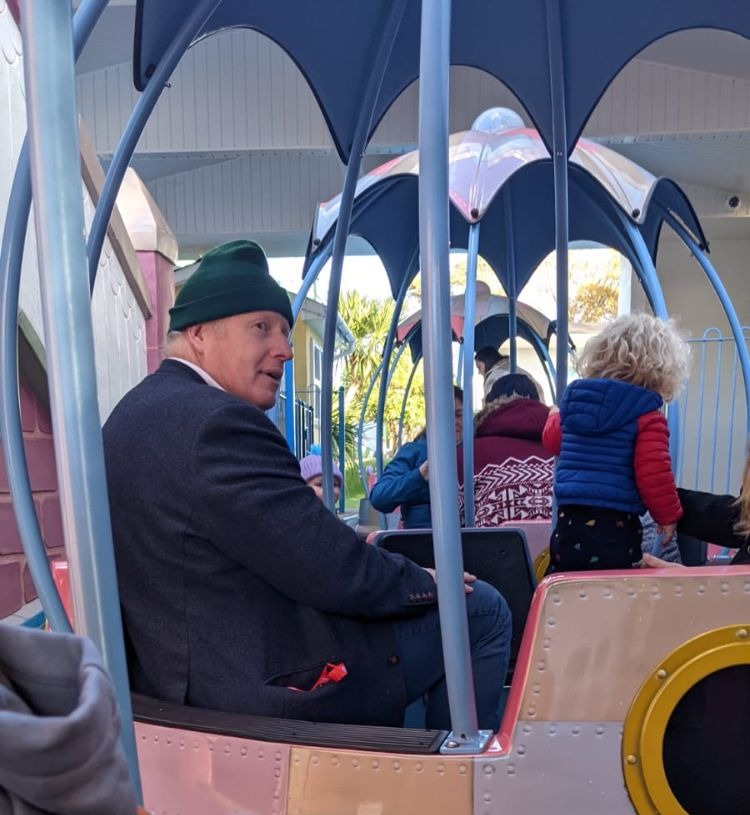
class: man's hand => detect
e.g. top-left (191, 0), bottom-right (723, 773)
top-left (421, 567), bottom-right (476, 593)
top-left (419, 460), bottom-right (429, 481)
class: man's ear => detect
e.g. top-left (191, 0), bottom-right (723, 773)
top-left (184, 323), bottom-right (207, 358)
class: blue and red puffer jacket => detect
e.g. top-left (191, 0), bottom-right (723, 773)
top-left (542, 378), bottom-right (682, 524)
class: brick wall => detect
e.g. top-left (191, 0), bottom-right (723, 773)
top-left (0, 379), bottom-right (63, 618)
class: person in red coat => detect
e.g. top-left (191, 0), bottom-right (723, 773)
top-left (459, 373), bottom-right (554, 526)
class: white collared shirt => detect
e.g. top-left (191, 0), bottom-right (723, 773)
top-left (168, 357), bottom-right (225, 391)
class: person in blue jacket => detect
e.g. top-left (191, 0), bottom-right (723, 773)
top-left (370, 386), bottom-right (463, 528)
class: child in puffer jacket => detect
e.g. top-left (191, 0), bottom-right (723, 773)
top-left (543, 313), bottom-right (690, 572)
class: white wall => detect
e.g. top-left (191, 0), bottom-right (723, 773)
top-left (0, 3), bottom-right (146, 423)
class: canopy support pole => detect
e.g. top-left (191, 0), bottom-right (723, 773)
top-left (546, 0), bottom-right (570, 402)
top-left (376, 268), bottom-right (414, 477)
top-left (358, 359), bottom-right (386, 495)
top-left (461, 222), bottom-right (480, 527)
top-left (20, 0), bottom-right (141, 795)
top-left (320, 0), bottom-right (407, 509)
top-left (86, 0), bottom-right (221, 287)
top-left (0, 0), bottom-right (108, 637)
top-left (398, 358), bottom-right (420, 449)
top-left (504, 187), bottom-right (518, 372)
top-left (419, 0), bottom-right (487, 752)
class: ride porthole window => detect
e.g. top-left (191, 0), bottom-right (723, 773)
top-left (622, 626), bottom-right (750, 815)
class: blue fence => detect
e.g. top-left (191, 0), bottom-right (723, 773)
top-left (277, 394), bottom-right (315, 459)
top-left (671, 326), bottom-right (750, 494)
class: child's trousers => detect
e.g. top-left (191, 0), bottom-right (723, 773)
top-left (548, 505), bottom-right (643, 572)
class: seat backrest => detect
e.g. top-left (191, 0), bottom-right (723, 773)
top-left (377, 527), bottom-right (536, 673)
top-left (500, 520), bottom-right (551, 561)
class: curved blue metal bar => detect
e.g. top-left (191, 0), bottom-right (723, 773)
top-left (86, 0), bottom-right (222, 287)
top-left (320, 0), bottom-right (408, 509)
top-left (357, 358), bottom-right (385, 495)
top-left (280, 249), bottom-right (330, 449)
top-left (0, 157), bottom-right (70, 628)
top-left (419, 0), bottom-right (482, 748)
top-left (612, 207), bottom-right (685, 468)
top-left (0, 0), bottom-right (110, 636)
top-left (375, 269), bottom-right (413, 477)
top-left (398, 357), bottom-right (420, 449)
top-left (658, 206), bottom-right (750, 440)
top-left (546, 0), bottom-right (570, 402)
top-left (461, 223), bottom-right (479, 527)
top-left (710, 336), bottom-right (724, 492)
top-left (19, 0), bottom-right (141, 796)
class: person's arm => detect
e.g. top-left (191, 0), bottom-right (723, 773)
top-left (192, 403), bottom-right (437, 618)
top-left (634, 411), bottom-right (682, 527)
top-left (542, 407), bottom-right (561, 456)
top-left (677, 487), bottom-right (740, 548)
top-left (369, 442), bottom-right (429, 513)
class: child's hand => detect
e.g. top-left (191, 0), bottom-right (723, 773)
top-left (657, 522), bottom-right (676, 544)
top-left (419, 460), bottom-right (429, 481)
top-left (641, 553), bottom-right (684, 569)
top-left (548, 405), bottom-right (560, 415)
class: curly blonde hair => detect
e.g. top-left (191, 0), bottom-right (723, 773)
top-left (576, 313), bottom-right (690, 402)
top-left (734, 451), bottom-right (750, 539)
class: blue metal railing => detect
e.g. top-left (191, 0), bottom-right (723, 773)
top-left (671, 326), bottom-right (750, 495)
top-left (277, 393), bottom-right (315, 459)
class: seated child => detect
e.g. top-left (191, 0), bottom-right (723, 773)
top-left (543, 313), bottom-right (689, 572)
top-left (300, 453), bottom-right (343, 504)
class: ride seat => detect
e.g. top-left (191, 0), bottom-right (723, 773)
top-left (500, 519), bottom-right (551, 562)
top-left (376, 527), bottom-right (536, 675)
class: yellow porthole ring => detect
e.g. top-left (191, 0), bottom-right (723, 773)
top-left (533, 547), bottom-right (550, 583)
top-left (622, 625), bottom-right (750, 815)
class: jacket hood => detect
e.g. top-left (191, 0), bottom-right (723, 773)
top-left (0, 624), bottom-right (137, 815)
top-left (476, 398), bottom-right (550, 441)
top-left (561, 378), bottom-right (662, 435)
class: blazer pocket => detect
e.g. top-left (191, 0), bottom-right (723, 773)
top-left (265, 660), bottom-right (345, 693)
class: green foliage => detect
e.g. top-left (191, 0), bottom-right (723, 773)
top-left (338, 290), bottom-right (426, 460)
top-left (569, 267), bottom-right (619, 323)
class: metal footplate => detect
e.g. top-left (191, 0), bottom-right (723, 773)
top-left (439, 729), bottom-right (493, 755)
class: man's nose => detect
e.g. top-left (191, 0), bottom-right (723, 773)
top-left (273, 332), bottom-right (294, 360)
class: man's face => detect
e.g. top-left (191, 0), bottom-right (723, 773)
top-left (197, 311), bottom-right (293, 409)
top-left (454, 396), bottom-right (464, 444)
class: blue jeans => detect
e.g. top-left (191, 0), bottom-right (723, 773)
top-left (392, 580), bottom-right (511, 731)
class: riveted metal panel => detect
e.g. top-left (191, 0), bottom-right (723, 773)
top-left (518, 570), bottom-right (750, 723)
top-left (287, 747), bottom-right (472, 815)
top-left (136, 721), bottom-right (290, 815)
top-left (475, 722), bottom-right (633, 815)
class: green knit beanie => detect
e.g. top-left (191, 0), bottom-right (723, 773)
top-left (169, 240), bottom-right (293, 331)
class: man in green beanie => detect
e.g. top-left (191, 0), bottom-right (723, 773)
top-left (165, 239), bottom-right (294, 409)
top-left (102, 239), bottom-right (511, 729)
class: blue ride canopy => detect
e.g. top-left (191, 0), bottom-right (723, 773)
top-left (302, 128), bottom-right (706, 301)
top-left (133, 0), bottom-right (750, 161)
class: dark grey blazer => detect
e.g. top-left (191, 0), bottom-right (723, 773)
top-left (103, 360), bottom-right (437, 725)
